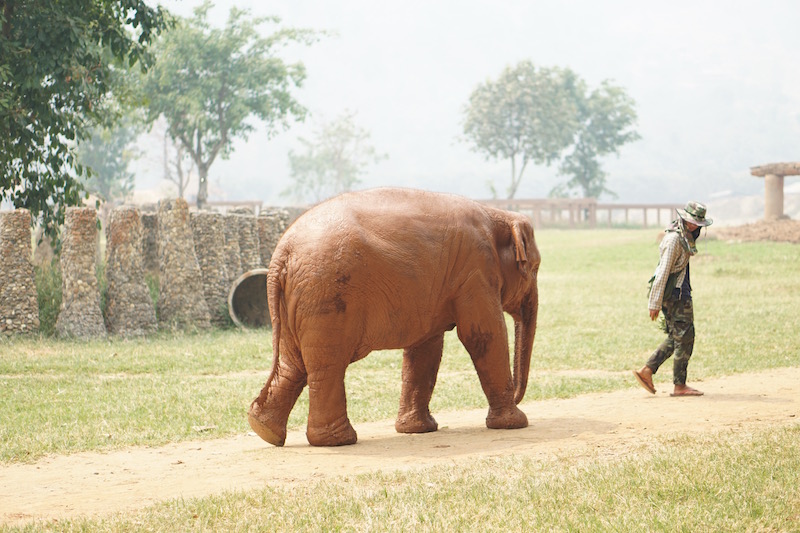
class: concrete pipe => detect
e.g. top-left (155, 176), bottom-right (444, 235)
top-left (228, 268), bottom-right (270, 328)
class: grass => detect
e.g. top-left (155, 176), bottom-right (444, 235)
top-left (11, 426), bottom-right (800, 532)
top-left (2, 229), bottom-right (799, 463)
top-left (1, 228), bottom-right (799, 531)
top-left (0, 330), bottom-right (272, 462)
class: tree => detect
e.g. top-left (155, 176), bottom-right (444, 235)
top-left (283, 110), bottom-right (386, 203)
top-left (551, 80), bottom-right (640, 199)
top-left (461, 60), bottom-right (580, 199)
top-left (141, 1), bottom-right (319, 209)
top-left (156, 121), bottom-right (195, 199)
top-left (162, 135), bottom-right (195, 200)
top-left (141, 117), bottom-right (196, 199)
top-left (0, 0), bottom-right (168, 235)
top-left (77, 115), bottom-right (141, 218)
top-left (462, 61), bottom-right (640, 200)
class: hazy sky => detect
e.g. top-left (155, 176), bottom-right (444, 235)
top-left (137, 0), bottom-right (800, 206)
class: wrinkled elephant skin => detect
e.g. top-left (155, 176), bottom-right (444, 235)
top-left (248, 188), bottom-right (540, 446)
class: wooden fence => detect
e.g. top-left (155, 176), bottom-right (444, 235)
top-left (479, 198), bottom-right (682, 228)
top-left (189, 197), bottom-right (680, 228)
top-left (191, 200), bottom-right (264, 214)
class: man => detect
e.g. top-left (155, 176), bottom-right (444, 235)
top-left (633, 201), bottom-right (713, 397)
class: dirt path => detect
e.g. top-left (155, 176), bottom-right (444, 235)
top-left (2, 367), bottom-right (799, 527)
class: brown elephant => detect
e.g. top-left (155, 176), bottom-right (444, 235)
top-left (248, 187), bottom-right (540, 446)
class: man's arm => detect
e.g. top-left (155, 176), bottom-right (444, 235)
top-left (648, 235), bottom-right (679, 319)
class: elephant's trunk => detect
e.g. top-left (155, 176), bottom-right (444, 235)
top-left (513, 287), bottom-right (538, 404)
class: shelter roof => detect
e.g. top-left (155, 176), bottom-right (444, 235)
top-left (750, 162), bottom-right (800, 177)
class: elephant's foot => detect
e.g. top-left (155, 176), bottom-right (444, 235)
top-left (395, 410), bottom-right (438, 434)
top-left (306, 416), bottom-right (358, 446)
top-left (485, 405), bottom-right (528, 430)
top-left (247, 403), bottom-right (287, 446)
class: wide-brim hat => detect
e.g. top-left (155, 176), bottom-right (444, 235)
top-left (677, 201), bottom-right (713, 227)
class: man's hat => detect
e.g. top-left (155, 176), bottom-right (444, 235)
top-left (677, 201), bottom-right (713, 227)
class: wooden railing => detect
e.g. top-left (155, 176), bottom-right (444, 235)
top-left (479, 198), bottom-right (682, 228)
top-left (191, 200), bottom-right (264, 214)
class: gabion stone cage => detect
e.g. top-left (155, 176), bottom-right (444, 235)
top-left (56, 207), bottom-right (106, 338)
top-left (157, 198), bottom-right (211, 330)
top-left (105, 206), bottom-right (157, 336)
top-left (257, 208), bottom-right (291, 267)
top-left (191, 211), bottom-right (230, 325)
top-left (0, 209), bottom-right (40, 335)
top-left (229, 207), bottom-right (262, 272)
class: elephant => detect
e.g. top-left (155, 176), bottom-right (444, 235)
top-left (248, 187), bottom-right (540, 446)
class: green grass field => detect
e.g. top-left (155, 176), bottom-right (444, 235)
top-left (1, 228), bottom-right (799, 531)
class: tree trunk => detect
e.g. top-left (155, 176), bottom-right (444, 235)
top-left (507, 155), bottom-right (528, 200)
top-left (508, 155), bottom-right (517, 199)
top-left (196, 165), bottom-right (209, 209)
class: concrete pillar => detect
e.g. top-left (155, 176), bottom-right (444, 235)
top-left (764, 174), bottom-right (784, 220)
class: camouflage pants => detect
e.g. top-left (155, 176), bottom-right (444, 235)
top-left (646, 297), bottom-right (695, 385)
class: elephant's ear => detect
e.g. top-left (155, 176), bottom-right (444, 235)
top-left (510, 221), bottom-right (528, 267)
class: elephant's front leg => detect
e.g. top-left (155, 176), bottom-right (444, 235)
top-left (456, 302), bottom-right (528, 430)
top-left (305, 356), bottom-right (358, 446)
top-left (395, 333), bottom-right (444, 433)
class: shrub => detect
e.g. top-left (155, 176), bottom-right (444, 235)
top-left (34, 259), bottom-right (62, 336)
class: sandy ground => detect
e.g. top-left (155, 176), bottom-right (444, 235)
top-left (712, 218), bottom-right (800, 244)
top-left (1, 367), bottom-right (798, 527)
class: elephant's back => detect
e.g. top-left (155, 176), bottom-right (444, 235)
top-left (284, 188), bottom-right (489, 243)
top-left (275, 188), bottom-right (497, 282)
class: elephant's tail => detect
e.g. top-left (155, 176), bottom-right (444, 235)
top-left (267, 257), bottom-right (285, 373)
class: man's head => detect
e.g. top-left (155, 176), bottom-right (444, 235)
top-left (677, 201), bottom-right (712, 228)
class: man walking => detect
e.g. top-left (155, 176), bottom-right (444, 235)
top-left (634, 201), bottom-right (713, 397)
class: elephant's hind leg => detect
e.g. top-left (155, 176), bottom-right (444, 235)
top-left (305, 359), bottom-right (358, 446)
top-left (248, 356), bottom-right (307, 447)
top-left (395, 333), bottom-right (443, 434)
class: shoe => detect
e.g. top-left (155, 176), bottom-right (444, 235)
top-left (633, 370), bottom-right (656, 394)
top-left (670, 386), bottom-right (703, 397)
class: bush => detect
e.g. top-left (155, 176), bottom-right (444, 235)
top-left (145, 272), bottom-right (159, 320)
top-left (97, 259), bottom-right (108, 323)
top-left (34, 259), bottom-right (62, 336)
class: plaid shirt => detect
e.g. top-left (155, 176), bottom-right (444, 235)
top-left (648, 232), bottom-right (691, 310)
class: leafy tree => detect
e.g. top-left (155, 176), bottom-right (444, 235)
top-left (141, 1), bottom-right (319, 209)
top-left (77, 115), bottom-right (141, 216)
top-left (462, 60), bottom-right (640, 200)
top-left (283, 110), bottom-right (386, 203)
top-left (0, 0), bottom-right (168, 235)
top-left (551, 80), bottom-right (640, 199)
top-left (461, 60), bottom-right (580, 199)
